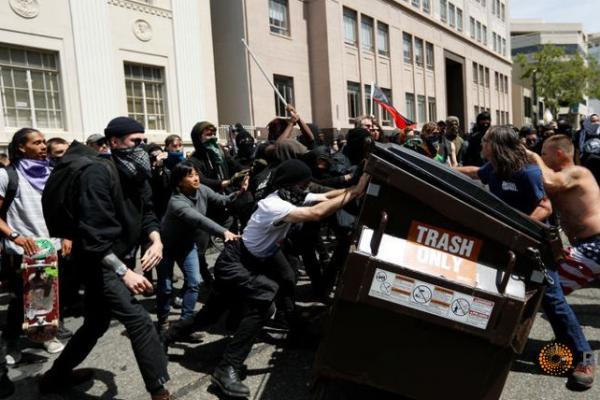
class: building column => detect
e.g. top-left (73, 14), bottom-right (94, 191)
top-left (69, 0), bottom-right (119, 135)
top-left (171, 1), bottom-right (218, 137)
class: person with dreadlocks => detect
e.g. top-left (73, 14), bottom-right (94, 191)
top-left (163, 159), bottom-right (369, 398)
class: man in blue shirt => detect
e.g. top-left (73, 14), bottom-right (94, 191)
top-left (458, 126), bottom-right (594, 390)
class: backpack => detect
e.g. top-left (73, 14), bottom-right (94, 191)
top-left (42, 141), bottom-right (119, 240)
top-left (0, 164), bottom-right (19, 222)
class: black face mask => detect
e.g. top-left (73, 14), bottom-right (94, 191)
top-left (477, 122), bottom-right (491, 132)
top-left (112, 146), bottom-right (152, 183)
top-left (237, 142), bottom-right (255, 159)
top-left (278, 186), bottom-right (307, 206)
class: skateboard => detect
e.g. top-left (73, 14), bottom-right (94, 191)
top-left (21, 238), bottom-right (59, 343)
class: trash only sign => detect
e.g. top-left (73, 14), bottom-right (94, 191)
top-left (369, 268), bottom-right (494, 330)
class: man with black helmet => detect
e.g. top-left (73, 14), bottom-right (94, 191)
top-left (39, 117), bottom-right (171, 399)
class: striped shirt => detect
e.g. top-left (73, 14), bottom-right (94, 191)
top-left (0, 167), bottom-right (59, 255)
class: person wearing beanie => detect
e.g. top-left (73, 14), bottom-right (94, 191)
top-left (163, 160), bottom-right (370, 398)
top-left (40, 116), bottom-right (172, 399)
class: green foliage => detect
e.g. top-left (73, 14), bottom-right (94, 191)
top-left (515, 44), bottom-right (593, 116)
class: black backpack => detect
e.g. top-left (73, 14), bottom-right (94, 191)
top-left (0, 164), bottom-right (19, 222)
top-left (42, 141), bottom-right (118, 240)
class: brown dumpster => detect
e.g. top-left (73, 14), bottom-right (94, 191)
top-left (313, 143), bottom-right (562, 400)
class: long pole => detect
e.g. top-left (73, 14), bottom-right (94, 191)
top-left (241, 38), bottom-right (288, 107)
top-left (370, 81), bottom-right (375, 117)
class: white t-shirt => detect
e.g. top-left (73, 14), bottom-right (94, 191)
top-left (242, 192), bottom-right (296, 258)
top-left (0, 168), bottom-right (58, 255)
top-left (242, 192), bottom-right (324, 258)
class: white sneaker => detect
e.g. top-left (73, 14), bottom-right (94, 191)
top-left (5, 349), bottom-right (22, 366)
top-left (43, 338), bottom-right (65, 354)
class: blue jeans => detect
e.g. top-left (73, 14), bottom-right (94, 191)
top-left (542, 269), bottom-right (592, 364)
top-left (156, 246), bottom-right (202, 322)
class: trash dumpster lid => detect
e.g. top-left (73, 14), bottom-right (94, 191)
top-left (372, 143), bottom-right (547, 242)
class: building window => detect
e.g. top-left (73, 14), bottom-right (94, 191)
top-left (381, 88), bottom-right (393, 126)
top-left (269, 0), bottom-right (289, 36)
top-left (485, 67), bottom-right (490, 88)
top-left (502, 38), bottom-right (507, 56)
top-left (347, 81), bottom-right (361, 122)
top-left (415, 38), bottom-right (424, 67)
top-left (476, 21), bottom-right (482, 42)
top-left (482, 25), bottom-right (487, 46)
top-left (495, 71), bottom-right (499, 90)
top-left (364, 84), bottom-right (378, 119)
top-left (343, 8), bottom-right (358, 46)
top-left (473, 62), bottom-right (478, 84)
top-left (0, 45), bottom-right (64, 129)
top-left (504, 76), bottom-right (509, 94)
top-left (405, 93), bottom-right (416, 122)
top-left (448, 3), bottom-right (456, 27)
top-left (273, 74), bottom-right (294, 118)
top-left (500, 3), bottom-right (505, 21)
top-left (403, 33), bottom-right (413, 63)
top-left (492, 0), bottom-right (496, 15)
top-left (499, 74), bottom-right (504, 93)
top-left (496, 110), bottom-right (500, 124)
top-left (470, 17), bottom-right (476, 39)
top-left (361, 15), bottom-right (374, 52)
top-left (440, 0), bottom-right (447, 22)
top-left (417, 95), bottom-right (426, 123)
top-left (456, 8), bottom-right (463, 32)
top-left (428, 97), bottom-right (436, 121)
top-left (125, 63), bottom-right (167, 130)
top-left (524, 96), bottom-right (532, 119)
top-left (474, 106), bottom-right (479, 117)
top-left (377, 22), bottom-right (390, 56)
top-left (492, 32), bottom-right (497, 52)
top-left (412, 0), bottom-right (421, 8)
top-left (479, 65), bottom-right (485, 86)
top-left (426, 42), bottom-right (434, 70)
top-left (423, 0), bottom-right (431, 13)
top-left (495, 0), bottom-right (500, 17)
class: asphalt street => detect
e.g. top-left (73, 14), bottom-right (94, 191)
top-left (2, 248), bottom-right (600, 400)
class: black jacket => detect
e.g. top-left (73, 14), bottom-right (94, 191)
top-left (76, 162), bottom-right (159, 260)
top-left (188, 146), bottom-right (241, 192)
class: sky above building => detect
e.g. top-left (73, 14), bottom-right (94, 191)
top-left (510, 0), bottom-right (600, 34)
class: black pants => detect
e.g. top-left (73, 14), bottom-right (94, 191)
top-left (48, 263), bottom-right (169, 392)
top-left (169, 291), bottom-right (274, 371)
top-left (0, 335), bottom-right (7, 379)
top-left (2, 254), bottom-right (22, 344)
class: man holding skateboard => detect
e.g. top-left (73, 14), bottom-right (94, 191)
top-left (0, 128), bottom-right (65, 364)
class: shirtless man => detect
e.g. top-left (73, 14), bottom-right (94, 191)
top-left (528, 134), bottom-right (599, 389)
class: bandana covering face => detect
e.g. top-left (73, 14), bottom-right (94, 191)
top-left (278, 186), bottom-right (308, 206)
top-left (112, 146), bottom-right (152, 182)
top-left (165, 151), bottom-right (185, 169)
top-left (16, 159), bottom-right (51, 193)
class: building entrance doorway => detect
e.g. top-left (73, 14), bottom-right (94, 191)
top-left (445, 52), bottom-right (465, 131)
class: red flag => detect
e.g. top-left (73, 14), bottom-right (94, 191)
top-left (372, 85), bottom-right (415, 130)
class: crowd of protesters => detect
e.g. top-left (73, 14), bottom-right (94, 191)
top-left (0, 107), bottom-right (599, 399)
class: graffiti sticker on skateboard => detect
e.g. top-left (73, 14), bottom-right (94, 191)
top-left (22, 238), bottom-right (59, 343)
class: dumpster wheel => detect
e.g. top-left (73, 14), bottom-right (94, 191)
top-left (538, 342), bottom-right (573, 376)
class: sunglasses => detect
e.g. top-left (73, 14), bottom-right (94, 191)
top-left (131, 138), bottom-right (148, 146)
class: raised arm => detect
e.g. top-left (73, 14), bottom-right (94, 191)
top-left (526, 150), bottom-right (575, 193)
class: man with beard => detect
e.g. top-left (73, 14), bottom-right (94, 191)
top-left (445, 116), bottom-right (464, 164)
top-left (462, 111), bottom-right (491, 166)
top-left (39, 117), bottom-right (171, 399)
top-left (164, 159), bottom-right (369, 397)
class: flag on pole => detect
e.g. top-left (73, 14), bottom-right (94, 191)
top-left (371, 85), bottom-right (415, 129)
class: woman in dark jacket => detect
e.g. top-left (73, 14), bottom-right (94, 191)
top-left (156, 161), bottom-right (243, 330)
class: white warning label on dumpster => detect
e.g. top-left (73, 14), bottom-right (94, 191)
top-left (369, 268), bottom-right (494, 330)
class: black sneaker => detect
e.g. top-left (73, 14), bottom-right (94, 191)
top-left (57, 323), bottom-right (73, 340)
top-left (39, 368), bottom-right (94, 394)
top-left (211, 365), bottom-right (250, 398)
top-left (0, 374), bottom-right (15, 399)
